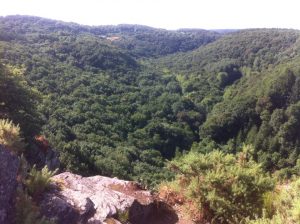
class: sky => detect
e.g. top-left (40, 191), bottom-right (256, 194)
top-left (0, 0), bottom-right (299, 30)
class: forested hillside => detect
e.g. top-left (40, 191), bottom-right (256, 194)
top-left (0, 15), bottom-right (220, 58)
top-left (155, 28), bottom-right (300, 177)
top-left (3, 15), bottom-right (300, 223)
top-left (1, 15), bottom-right (300, 190)
top-left (0, 16), bottom-right (219, 186)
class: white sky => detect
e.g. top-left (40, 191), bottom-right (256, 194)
top-left (0, 0), bottom-right (299, 30)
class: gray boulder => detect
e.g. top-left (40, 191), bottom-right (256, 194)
top-left (39, 172), bottom-right (177, 224)
top-left (0, 145), bottom-right (19, 224)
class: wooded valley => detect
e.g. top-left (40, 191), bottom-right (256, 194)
top-left (2, 15), bottom-right (300, 223)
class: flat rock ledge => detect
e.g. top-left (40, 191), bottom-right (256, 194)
top-left (39, 172), bottom-right (174, 224)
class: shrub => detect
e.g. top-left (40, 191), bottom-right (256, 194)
top-left (0, 119), bottom-right (25, 154)
top-left (247, 214), bottom-right (284, 224)
top-left (25, 165), bottom-right (57, 198)
top-left (248, 178), bottom-right (300, 224)
top-left (166, 146), bottom-right (275, 223)
top-left (116, 209), bottom-right (130, 223)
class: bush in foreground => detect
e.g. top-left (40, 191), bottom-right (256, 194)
top-left (248, 178), bottom-right (300, 224)
top-left (162, 146), bottom-right (274, 223)
top-left (0, 119), bottom-right (25, 154)
top-left (25, 165), bottom-right (57, 198)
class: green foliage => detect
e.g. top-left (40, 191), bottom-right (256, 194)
top-left (0, 64), bottom-right (42, 139)
top-left (4, 15), bottom-right (300, 223)
top-left (0, 119), bottom-right (25, 154)
top-left (180, 50), bottom-right (300, 173)
top-left (0, 16), bottom-right (205, 186)
top-left (168, 146), bottom-right (274, 223)
top-left (159, 29), bottom-right (299, 73)
top-left (247, 178), bottom-right (300, 224)
top-left (2, 15), bottom-right (300, 188)
top-left (0, 16), bottom-right (220, 59)
top-left (92, 146), bottom-right (173, 189)
top-left (116, 209), bottom-right (130, 224)
top-left (0, 17), bottom-right (209, 186)
top-left (25, 165), bottom-right (57, 198)
top-left (247, 215), bottom-right (284, 224)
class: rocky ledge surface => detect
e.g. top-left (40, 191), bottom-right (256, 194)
top-left (0, 146), bottom-right (19, 224)
top-left (0, 145), bottom-right (178, 224)
top-left (39, 172), bottom-right (178, 224)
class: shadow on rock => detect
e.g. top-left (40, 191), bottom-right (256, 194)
top-left (39, 184), bottom-right (96, 224)
top-left (129, 200), bottom-right (178, 224)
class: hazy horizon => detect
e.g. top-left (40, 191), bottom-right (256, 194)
top-left (1, 0), bottom-right (300, 30)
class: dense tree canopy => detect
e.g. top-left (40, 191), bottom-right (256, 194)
top-left (1, 15), bottom-right (300, 187)
top-left (0, 64), bottom-right (41, 139)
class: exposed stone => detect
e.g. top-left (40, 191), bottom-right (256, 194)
top-left (0, 145), bottom-right (19, 224)
top-left (39, 172), bottom-right (178, 224)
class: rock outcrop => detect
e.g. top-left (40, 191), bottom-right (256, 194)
top-left (0, 145), bottom-right (19, 224)
top-left (39, 172), bottom-right (178, 224)
top-left (0, 144), bottom-right (178, 224)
